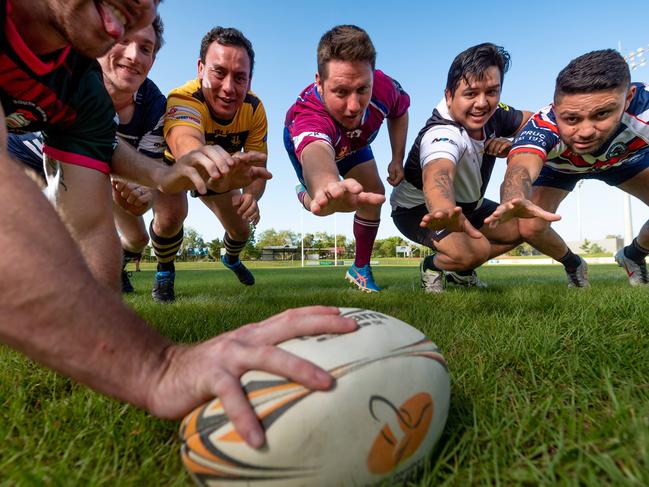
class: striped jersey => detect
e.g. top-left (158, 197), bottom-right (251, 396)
top-left (7, 77), bottom-right (166, 173)
top-left (163, 79), bottom-right (268, 163)
top-left (0, 0), bottom-right (117, 173)
top-left (510, 82), bottom-right (649, 173)
top-left (284, 70), bottom-right (410, 161)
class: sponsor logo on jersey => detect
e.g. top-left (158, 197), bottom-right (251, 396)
top-left (430, 137), bottom-right (458, 147)
top-left (605, 141), bottom-right (628, 159)
top-left (498, 102), bottom-right (510, 111)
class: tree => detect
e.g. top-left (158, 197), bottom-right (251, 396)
top-left (207, 238), bottom-right (223, 260)
top-left (580, 239), bottom-right (592, 254)
top-left (508, 243), bottom-right (535, 256)
top-left (181, 227), bottom-right (206, 260)
top-left (240, 225), bottom-right (261, 260)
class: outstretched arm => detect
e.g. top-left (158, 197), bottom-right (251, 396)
top-left (301, 141), bottom-right (385, 216)
top-left (419, 159), bottom-right (482, 239)
top-left (386, 111), bottom-right (408, 186)
top-left (484, 152), bottom-right (560, 226)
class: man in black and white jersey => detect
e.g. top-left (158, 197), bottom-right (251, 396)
top-left (391, 43), bottom-right (531, 293)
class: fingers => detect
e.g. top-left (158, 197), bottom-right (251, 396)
top-left (248, 166), bottom-right (273, 181)
top-left (462, 218), bottom-right (484, 239)
top-left (357, 191), bottom-right (386, 207)
top-left (235, 306), bottom-right (357, 346)
top-left (211, 371), bottom-right (265, 448)
top-left (484, 138), bottom-right (513, 157)
top-left (529, 206), bottom-right (562, 222)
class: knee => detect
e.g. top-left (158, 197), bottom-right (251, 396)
top-left (123, 232), bottom-right (150, 252)
top-left (153, 209), bottom-right (186, 236)
top-left (518, 218), bottom-right (551, 242)
top-left (227, 225), bottom-right (251, 242)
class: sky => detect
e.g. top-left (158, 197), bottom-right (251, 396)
top-left (145, 0), bottom-right (649, 245)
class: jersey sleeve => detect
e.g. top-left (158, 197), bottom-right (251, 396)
top-left (135, 82), bottom-right (167, 159)
top-left (41, 68), bottom-right (117, 174)
top-left (419, 125), bottom-right (464, 168)
top-left (287, 104), bottom-right (337, 161)
top-left (493, 102), bottom-right (524, 137)
top-left (244, 98), bottom-right (268, 154)
top-left (509, 105), bottom-right (560, 161)
top-left (374, 70), bottom-right (410, 119)
top-left (163, 89), bottom-right (210, 138)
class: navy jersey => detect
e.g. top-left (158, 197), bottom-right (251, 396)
top-left (8, 78), bottom-right (166, 173)
top-left (510, 82), bottom-right (649, 173)
top-left (0, 0), bottom-right (117, 173)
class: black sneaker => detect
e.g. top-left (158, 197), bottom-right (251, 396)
top-left (152, 271), bottom-right (175, 302)
top-left (221, 256), bottom-right (255, 285)
top-left (121, 270), bottom-right (134, 293)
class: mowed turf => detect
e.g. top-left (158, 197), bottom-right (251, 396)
top-left (1, 263), bottom-right (648, 486)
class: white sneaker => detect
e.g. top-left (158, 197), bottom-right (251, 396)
top-left (420, 256), bottom-right (445, 294)
top-left (565, 256), bottom-right (590, 288)
top-left (446, 271), bottom-right (488, 289)
top-left (615, 248), bottom-right (648, 286)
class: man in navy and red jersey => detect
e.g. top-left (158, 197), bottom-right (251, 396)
top-left (391, 43), bottom-right (532, 293)
top-left (0, 0), bottom-right (357, 452)
top-left (486, 49), bottom-right (649, 287)
top-left (7, 16), bottom-right (167, 294)
top-left (284, 25), bottom-right (410, 293)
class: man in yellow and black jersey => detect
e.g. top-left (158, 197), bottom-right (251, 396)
top-left (151, 26), bottom-right (269, 302)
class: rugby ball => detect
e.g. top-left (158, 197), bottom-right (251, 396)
top-left (180, 308), bottom-right (450, 486)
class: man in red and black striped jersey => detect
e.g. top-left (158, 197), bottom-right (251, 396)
top-left (487, 50), bottom-right (649, 287)
top-left (0, 0), bottom-right (355, 450)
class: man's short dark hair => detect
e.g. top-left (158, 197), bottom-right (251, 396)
top-left (446, 43), bottom-right (510, 96)
top-left (199, 27), bottom-right (255, 77)
top-left (317, 25), bottom-right (376, 81)
top-left (554, 49), bottom-right (630, 101)
top-left (152, 15), bottom-right (164, 55)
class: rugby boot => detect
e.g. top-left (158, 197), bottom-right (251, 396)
top-left (565, 256), bottom-right (590, 288)
top-left (446, 270), bottom-right (488, 289)
top-left (121, 269), bottom-right (134, 293)
top-left (345, 264), bottom-right (381, 293)
top-left (615, 248), bottom-right (648, 286)
top-left (221, 256), bottom-right (255, 285)
top-left (420, 255), bottom-right (445, 294)
top-left (152, 271), bottom-right (175, 302)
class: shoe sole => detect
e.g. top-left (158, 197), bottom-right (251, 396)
top-left (345, 272), bottom-right (380, 293)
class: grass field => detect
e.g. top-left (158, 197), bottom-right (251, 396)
top-left (1, 263), bottom-right (648, 486)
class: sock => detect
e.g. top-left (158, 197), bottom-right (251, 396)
top-left (422, 254), bottom-right (441, 271)
top-left (558, 249), bottom-right (581, 272)
top-left (223, 233), bottom-right (247, 264)
top-left (353, 215), bottom-right (380, 268)
top-left (624, 238), bottom-right (649, 263)
top-left (150, 221), bottom-right (183, 272)
top-left (296, 186), bottom-right (309, 211)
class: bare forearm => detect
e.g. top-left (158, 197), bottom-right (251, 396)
top-left (0, 156), bottom-right (170, 411)
top-left (387, 112), bottom-right (408, 162)
top-left (501, 153), bottom-right (542, 201)
top-left (301, 142), bottom-right (339, 194)
top-left (111, 140), bottom-right (166, 188)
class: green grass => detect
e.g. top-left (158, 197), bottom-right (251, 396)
top-left (1, 264), bottom-right (648, 486)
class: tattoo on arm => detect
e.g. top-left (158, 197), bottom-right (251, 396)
top-left (501, 165), bottom-right (531, 201)
top-left (425, 169), bottom-right (454, 209)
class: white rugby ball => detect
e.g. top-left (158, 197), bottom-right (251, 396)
top-left (180, 308), bottom-right (450, 486)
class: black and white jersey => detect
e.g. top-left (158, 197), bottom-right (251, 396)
top-left (391, 99), bottom-right (523, 211)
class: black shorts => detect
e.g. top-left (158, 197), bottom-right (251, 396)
top-left (391, 199), bottom-right (498, 248)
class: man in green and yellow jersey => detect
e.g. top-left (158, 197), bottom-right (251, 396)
top-left (151, 26), bottom-right (269, 302)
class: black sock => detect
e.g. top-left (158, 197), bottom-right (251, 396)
top-left (422, 254), bottom-right (441, 271)
top-left (223, 233), bottom-right (247, 264)
top-left (624, 238), bottom-right (649, 263)
top-left (558, 249), bottom-right (581, 271)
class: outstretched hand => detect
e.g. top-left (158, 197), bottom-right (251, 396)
top-left (310, 178), bottom-right (385, 216)
top-left (159, 148), bottom-right (272, 194)
top-left (145, 306), bottom-right (358, 448)
top-left (484, 137), bottom-right (513, 158)
top-left (419, 206), bottom-right (483, 239)
top-left (484, 197), bottom-right (561, 227)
